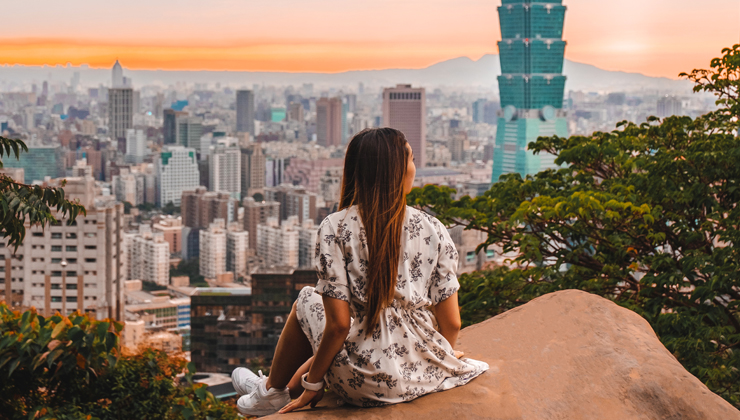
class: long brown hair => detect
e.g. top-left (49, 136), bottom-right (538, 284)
top-left (339, 128), bottom-right (409, 333)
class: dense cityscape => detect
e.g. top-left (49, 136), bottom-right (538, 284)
top-left (0, 0), bottom-right (730, 413)
top-left (0, 57), bottom-right (716, 380)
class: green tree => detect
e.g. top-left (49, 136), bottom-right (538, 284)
top-left (0, 304), bottom-right (239, 419)
top-left (408, 45), bottom-right (740, 406)
top-left (171, 258), bottom-right (207, 287)
top-left (0, 137), bottom-right (86, 251)
top-left (163, 201), bottom-right (180, 215)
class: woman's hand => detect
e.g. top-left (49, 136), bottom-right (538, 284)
top-left (279, 388), bottom-right (325, 414)
top-left (454, 350), bottom-right (465, 359)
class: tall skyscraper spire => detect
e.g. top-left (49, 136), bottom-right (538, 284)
top-left (112, 59), bottom-right (123, 88)
top-left (492, 0), bottom-right (569, 181)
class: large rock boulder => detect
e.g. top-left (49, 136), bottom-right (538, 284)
top-left (268, 290), bottom-right (740, 419)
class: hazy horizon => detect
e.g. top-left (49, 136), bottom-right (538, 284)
top-left (3, 0), bottom-right (738, 79)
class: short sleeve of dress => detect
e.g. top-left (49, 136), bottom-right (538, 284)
top-left (429, 221), bottom-right (460, 305)
top-left (314, 218), bottom-right (351, 302)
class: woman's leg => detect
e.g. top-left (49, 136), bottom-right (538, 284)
top-left (265, 301), bottom-right (314, 391)
top-left (286, 357), bottom-right (313, 399)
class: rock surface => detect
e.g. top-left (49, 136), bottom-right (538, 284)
top-left (267, 290), bottom-right (740, 420)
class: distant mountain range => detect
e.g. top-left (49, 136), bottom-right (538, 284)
top-left (0, 54), bottom-right (691, 93)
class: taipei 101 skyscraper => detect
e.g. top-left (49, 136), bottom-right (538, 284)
top-left (492, 0), bottom-right (569, 182)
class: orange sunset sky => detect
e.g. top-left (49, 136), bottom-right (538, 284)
top-left (2, 0), bottom-right (738, 78)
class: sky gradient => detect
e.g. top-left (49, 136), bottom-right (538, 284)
top-left (2, 0), bottom-right (738, 78)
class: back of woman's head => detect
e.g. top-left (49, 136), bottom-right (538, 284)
top-left (339, 128), bottom-right (409, 333)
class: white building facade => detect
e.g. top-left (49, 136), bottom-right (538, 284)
top-left (156, 146), bottom-right (200, 207)
top-left (124, 226), bottom-right (170, 286)
top-left (199, 219), bottom-right (227, 279)
top-left (209, 145), bottom-right (241, 199)
top-left (256, 217), bottom-right (299, 267)
top-left (125, 128), bottom-right (146, 164)
top-left (226, 228), bottom-right (249, 277)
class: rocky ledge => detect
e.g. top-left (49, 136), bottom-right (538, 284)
top-left (267, 289), bottom-right (740, 420)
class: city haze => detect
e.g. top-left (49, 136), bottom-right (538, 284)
top-left (2, 0), bottom-right (738, 78)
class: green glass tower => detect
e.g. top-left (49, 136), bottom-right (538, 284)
top-left (492, 0), bottom-right (568, 182)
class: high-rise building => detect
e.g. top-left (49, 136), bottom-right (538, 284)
top-left (657, 96), bottom-right (683, 118)
top-left (125, 128), bottom-right (146, 164)
top-left (189, 268), bottom-right (316, 373)
top-left (112, 60), bottom-right (124, 88)
top-left (472, 99), bottom-right (487, 123)
top-left (176, 115), bottom-right (203, 151)
top-left (236, 90), bottom-right (255, 135)
top-left (156, 146), bottom-right (200, 207)
top-left (382, 84), bottom-right (426, 167)
top-left (240, 144), bottom-right (266, 199)
top-left (257, 217), bottom-right (299, 268)
top-left (243, 197), bottom-right (280, 250)
top-left (1, 145), bottom-right (63, 183)
top-left (492, 0), bottom-right (568, 181)
top-left (200, 219), bottom-right (227, 280)
top-left (163, 109), bottom-right (188, 144)
top-left (108, 88), bottom-right (134, 141)
top-left (297, 219), bottom-right (318, 269)
top-left (287, 102), bottom-right (304, 122)
top-left (0, 176), bottom-right (124, 320)
top-left (264, 184), bottom-right (317, 224)
top-left (152, 216), bottom-right (182, 257)
top-left (226, 227), bottom-right (249, 277)
top-left (316, 97), bottom-right (343, 147)
top-left (208, 145), bottom-right (241, 199)
top-left (450, 132), bottom-right (469, 163)
top-left (283, 158), bottom-right (344, 194)
top-left (265, 158), bottom-right (287, 188)
top-left (181, 187), bottom-right (238, 228)
top-left (123, 226), bottom-right (170, 286)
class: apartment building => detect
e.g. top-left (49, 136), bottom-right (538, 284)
top-left (256, 217), bottom-right (299, 268)
top-left (0, 176), bottom-right (125, 320)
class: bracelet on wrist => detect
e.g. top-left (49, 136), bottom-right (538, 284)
top-left (301, 372), bottom-right (325, 392)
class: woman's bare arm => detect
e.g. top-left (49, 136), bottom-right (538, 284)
top-left (434, 291), bottom-right (462, 350)
top-left (305, 295), bottom-right (351, 383)
top-left (280, 295), bottom-right (350, 413)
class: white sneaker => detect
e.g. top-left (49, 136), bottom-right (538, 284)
top-left (232, 367), bottom-right (263, 396)
top-left (236, 371), bottom-right (290, 417)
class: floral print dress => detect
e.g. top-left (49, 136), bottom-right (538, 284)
top-left (294, 205), bottom-right (489, 407)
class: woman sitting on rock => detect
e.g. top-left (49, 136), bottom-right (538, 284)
top-left (232, 127), bottom-right (489, 416)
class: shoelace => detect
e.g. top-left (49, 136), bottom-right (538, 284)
top-left (246, 370), bottom-right (266, 398)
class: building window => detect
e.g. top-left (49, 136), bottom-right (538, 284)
top-left (85, 233), bottom-right (96, 238)
top-left (51, 284), bottom-right (61, 289)
top-left (66, 271), bottom-right (77, 277)
top-left (67, 258), bottom-right (77, 264)
top-left (51, 246), bottom-right (62, 252)
top-left (66, 233), bottom-right (77, 239)
top-left (51, 296), bottom-right (62, 302)
top-left (52, 258), bottom-right (62, 263)
top-left (486, 249), bottom-right (495, 260)
top-left (51, 233), bottom-right (62, 239)
top-left (85, 245), bottom-right (97, 250)
top-left (465, 251), bottom-right (475, 263)
top-left (85, 258), bottom-right (96, 263)
top-left (32, 232), bottom-right (44, 237)
top-left (66, 283), bottom-right (77, 290)
top-left (51, 271), bottom-right (62, 277)
top-left (66, 246), bottom-right (77, 252)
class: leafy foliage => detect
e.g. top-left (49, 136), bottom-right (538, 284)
top-left (0, 304), bottom-right (239, 419)
top-left (171, 258), bottom-right (207, 286)
top-left (0, 136), bottom-right (87, 251)
top-left (408, 45), bottom-right (740, 406)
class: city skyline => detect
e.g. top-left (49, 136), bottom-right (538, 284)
top-left (2, 0), bottom-right (738, 78)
